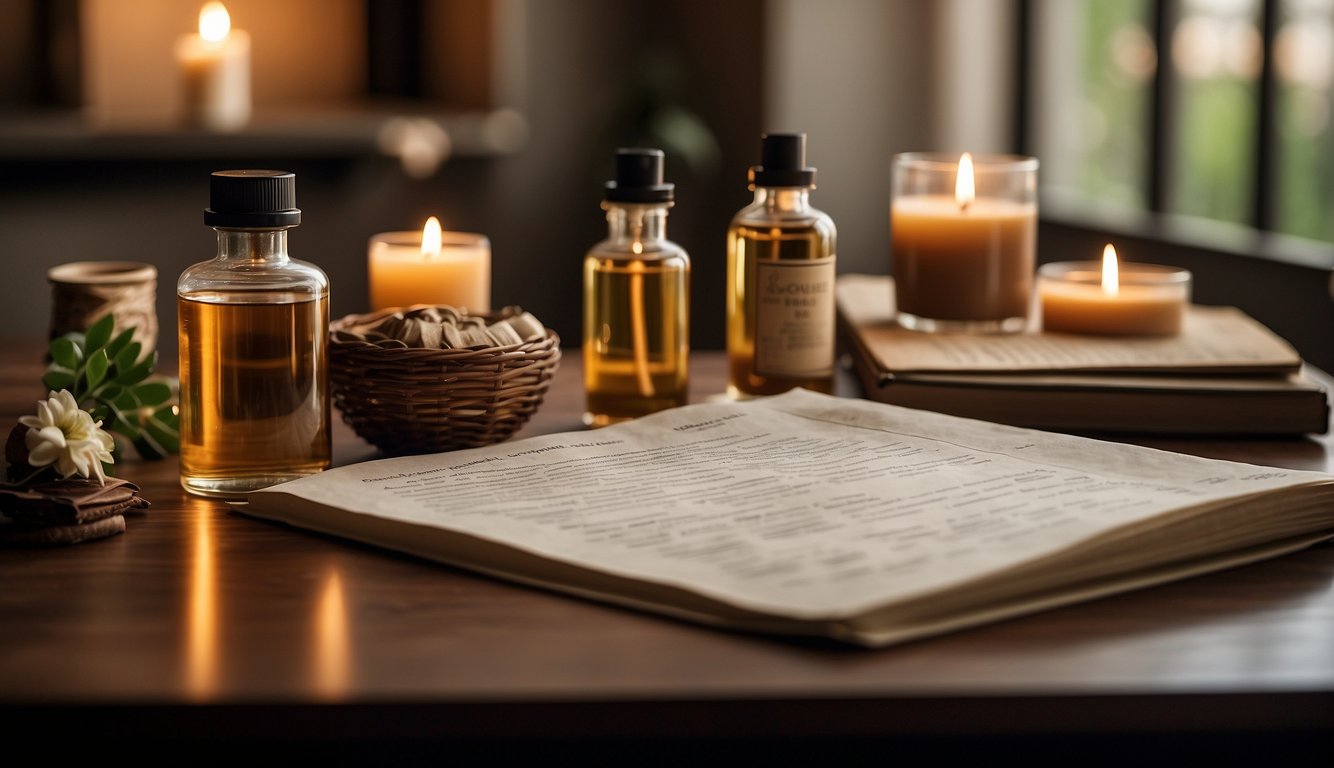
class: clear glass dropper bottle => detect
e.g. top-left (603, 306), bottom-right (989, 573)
top-left (727, 132), bottom-right (837, 398)
top-left (583, 148), bottom-right (690, 427)
top-left (177, 170), bottom-right (330, 498)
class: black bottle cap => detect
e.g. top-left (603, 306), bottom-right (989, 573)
top-left (204, 169), bottom-right (302, 228)
top-left (604, 148), bottom-right (674, 203)
top-left (749, 132), bottom-right (816, 188)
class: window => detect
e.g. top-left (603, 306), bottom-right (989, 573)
top-left (1276, 0), bottom-right (1334, 242)
top-left (1029, 0), bottom-right (1334, 246)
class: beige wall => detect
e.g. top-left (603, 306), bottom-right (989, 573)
top-left (81, 0), bottom-right (365, 124)
top-left (764, 0), bottom-right (939, 278)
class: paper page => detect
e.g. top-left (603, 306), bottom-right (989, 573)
top-left (837, 273), bottom-right (1301, 374)
top-left (247, 390), bottom-right (1332, 620)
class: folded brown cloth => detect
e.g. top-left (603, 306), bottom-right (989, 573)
top-left (0, 477), bottom-right (149, 546)
top-left (1, 515), bottom-right (126, 547)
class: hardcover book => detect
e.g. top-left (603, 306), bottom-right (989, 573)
top-left (836, 274), bottom-right (1329, 435)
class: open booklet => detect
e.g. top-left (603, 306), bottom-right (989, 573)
top-left (244, 389), bottom-right (1334, 647)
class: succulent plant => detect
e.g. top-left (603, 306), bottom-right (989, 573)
top-left (42, 314), bottom-right (179, 461)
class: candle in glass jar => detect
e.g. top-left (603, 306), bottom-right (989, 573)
top-left (1039, 245), bottom-right (1191, 336)
top-left (175, 2), bottom-right (251, 131)
top-left (891, 152), bottom-right (1038, 333)
top-left (368, 217), bottom-right (491, 312)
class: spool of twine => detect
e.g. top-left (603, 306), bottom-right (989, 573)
top-left (48, 262), bottom-right (158, 358)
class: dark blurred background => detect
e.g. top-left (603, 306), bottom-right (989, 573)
top-left (1, 0), bottom-right (1331, 369)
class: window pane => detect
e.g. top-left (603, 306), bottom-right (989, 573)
top-left (1169, 0), bottom-right (1261, 224)
top-left (1035, 0), bottom-right (1154, 209)
top-left (1276, 0), bottom-right (1334, 242)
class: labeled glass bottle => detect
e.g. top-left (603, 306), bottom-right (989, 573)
top-left (177, 170), bottom-right (331, 498)
top-left (727, 133), bottom-right (837, 398)
top-left (583, 148), bottom-right (690, 427)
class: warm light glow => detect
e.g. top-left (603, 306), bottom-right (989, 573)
top-left (631, 241), bottom-right (643, 255)
top-left (186, 501), bottom-right (218, 699)
top-left (1102, 243), bottom-right (1120, 297)
top-left (199, 2), bottom-right (232, 43)
top-left (421, 216), bottom-right (443, 258)
top-left (314, 567), bottom-right (351, 699)
top-left (954, 152), bottom-right (975, 210)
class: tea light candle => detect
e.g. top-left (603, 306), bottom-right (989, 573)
top-left (368, 217), bottom-right (492, 312)
top-left (891, 153), bottom-right (1038, 333)
top-left (175, 2), bottom-right (251, 131)
top-left (1039, 245), bottom-right (1191, 336)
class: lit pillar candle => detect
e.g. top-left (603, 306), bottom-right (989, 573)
top-left (1039, 245), bottom-right (1191, 336)
top-left (368, 217), bottom-right (492, 312)
top-left (891, 152), bottom-right (1038, 333)
top-left (175, 2), bottom-right (251, 131)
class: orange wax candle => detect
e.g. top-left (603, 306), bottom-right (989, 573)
top-left (368, 217), bottom-right (491, 312)
top-left (891, 152), bottom-right (1038, 333)
top-left (1039, 245), bottom-right (1191, 336)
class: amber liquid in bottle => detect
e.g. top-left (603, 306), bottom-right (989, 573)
top-left (727, 197), bottom-right (836, 399)
top-left (584, 253), bottom-right (689, 425)
top-left (178, 292), bottom-right (329, 497)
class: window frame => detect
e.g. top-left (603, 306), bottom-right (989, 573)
top-left (1015, 0), bottom-right (1334, 372)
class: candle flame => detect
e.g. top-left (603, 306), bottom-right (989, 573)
top-left (421, 216), bottom-right (443, 258)
top-left (1102, 243), bottom-right (1120, 297)
top-left (199, 2), bottom-right (231, 43)
top-left (955, 152), bottom-right (975, 211)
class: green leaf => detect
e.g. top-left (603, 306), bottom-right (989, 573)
top-left (154, 403), bottom-right (179, 430)
top-left (99, 384), bottom-right (123, 402)
top-left (117, 352), bottom-right (155, 387)
top-left (84, 348), bottom-right (109, 391)
top-left (143, 414), bottom-right (179, 455)
top-left (42, 368), bottom-right (76, 392)
top-left (113, 390), bottom-right (140, 413)
top-left (84, 314), bottom-right (114, 353)
top-left (131, 381), bottom-right (172, 407)
top-left (90, 402), bottom-right (115, 426)
top-left (109, 418), bottom-right (138, 440)
top-left (144, 405), bottom-right (178, 453)
top-left (105, 328), bottom-right (135, 359)
top-left (112, 342), bottom-right (142, 377)
top-left (50, 337), bottom-right (81, 369)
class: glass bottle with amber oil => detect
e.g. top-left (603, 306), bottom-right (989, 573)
top-left (177, 170), bottom-right (330, 498)
top-left (727, 133), bottom-right (837, 398)
top-left (583, 148), bottom-right (689, 427)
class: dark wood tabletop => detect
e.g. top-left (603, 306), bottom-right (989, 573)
top-left (2, 343), bottom-right (1332, 764)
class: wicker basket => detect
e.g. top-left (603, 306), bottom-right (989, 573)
top-left (329, 306), bottom-right (561, 456)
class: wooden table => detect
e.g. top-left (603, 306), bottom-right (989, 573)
top-left (2, 346), bottom-right (1332, 764)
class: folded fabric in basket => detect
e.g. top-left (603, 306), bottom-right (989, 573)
top-left (334, 306), bottom-right (547, 350)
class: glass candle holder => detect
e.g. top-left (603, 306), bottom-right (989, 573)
top-left (368, 225), bottom-right (491, 313)
top-left (1039, 260), bottom-right (1191, 336)
top-left (891, 153), bottom-right (1038, 333)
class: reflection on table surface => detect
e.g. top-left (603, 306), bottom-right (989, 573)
top-left (1, 348), bottom-right (1331, 756)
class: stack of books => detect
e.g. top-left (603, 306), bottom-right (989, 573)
top-left (836, 274), bottom-right (1329, 435)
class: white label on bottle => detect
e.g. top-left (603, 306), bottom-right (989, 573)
top-left (754, 256), bottom-right (836, 378)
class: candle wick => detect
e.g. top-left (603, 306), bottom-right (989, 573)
top-left (958, 199), bottom-right (971, 213)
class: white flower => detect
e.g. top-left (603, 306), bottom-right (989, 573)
top-left (18, 390), bottom-right (116, 484)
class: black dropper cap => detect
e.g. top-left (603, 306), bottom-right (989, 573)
top-left (604, 148), bottom-right (674, 203)
top-left (204, 169), bottom-right (302, 228)
top-left (749, 132), bottom-right (816, 188)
